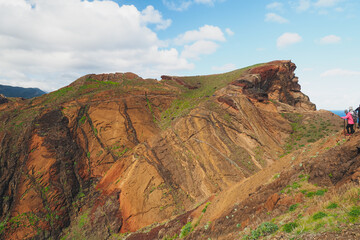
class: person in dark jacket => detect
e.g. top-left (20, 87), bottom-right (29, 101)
top-left (355, 105), bottom-right (360, 128)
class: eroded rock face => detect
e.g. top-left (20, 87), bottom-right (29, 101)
top-left (230, 60), bottom-right (316, 111)
top-left (0, 61), bottom-right (325, 239)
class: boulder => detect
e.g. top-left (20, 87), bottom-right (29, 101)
top-left (0, 94), bottom-right (8, 104)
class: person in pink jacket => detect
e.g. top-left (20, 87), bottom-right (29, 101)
top-left (342, 110), bottom-right (355, 135)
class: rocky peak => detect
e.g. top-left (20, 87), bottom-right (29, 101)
top-left (230, 60), bottom-right (316, 111)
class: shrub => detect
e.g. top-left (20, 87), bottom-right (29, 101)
top-left (313, 212), bottom-right (327, 220)
top-left (315, 189), bottom-right (327, 196)
top-left (242, 222), bottom-right (279, 240)
top-left (79, 115), bottom-right (86, 124)
top-left (289, 204), bottom-right (299, 212)
top-left (202, 202), bottom-right (211, 213)
top-left (291, 182), bottom-right (301, 189)
top-left (306, 191), bottom-right (316, 198)
top-left (326, 203), bottom-right (338, 209)
top-left (283, 222), bottom-right (298, 233)
top-left (179, 222), bottom-right (193, 238)
top-left (348, 206), bottom-right (360, 218)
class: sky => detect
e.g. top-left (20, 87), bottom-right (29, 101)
top-left (0, 0), bottom-right (359, 110)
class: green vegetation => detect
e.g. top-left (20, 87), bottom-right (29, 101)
top-left (242, 222), bottom-right (279, 240)
top-left (312, 212), bottom-right (327, 220)
top-left (326, 203), bottom-right (338, 209)
top-left (159, 64), bottom-right (262, 129)
top-left (202, 202), bottom-right (211, 213)
top-left (305, 189), bottom-right (328, 198)
top-left (289, 204), bottom-right (299, 212)
top-left (179, 222), bottom-right (193, 238)
top-left (0, 216), bottom-right (9, 235)
top-left (79, 115), bottom-right (86, 124)
top-left (146, 95), bottom-right (157, 123)
top-left (108, 144), bottom-right (130, 158)
top-left (257, 179), bottom-right (359, 238)
top-left (78, 212), bottom-right (89, 229)
top-left (281, 113), bottom-right (341, 155)
top-left (281, 181), bottom-right (302, 194)
top-left (348, 206), bottom-right (360, 222)
top-left (283, 222), bottom-right (298, 233)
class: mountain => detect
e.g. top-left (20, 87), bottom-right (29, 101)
top-left (0, 60), bottom-right (359, 240)
top-left (0, 84), bottom-right (46, 99)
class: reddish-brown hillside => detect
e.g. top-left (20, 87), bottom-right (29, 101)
top-left (1, 60), bottom-right (351, 240)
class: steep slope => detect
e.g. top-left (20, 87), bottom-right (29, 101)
top-left (0, 61), bottom-right (343, 240)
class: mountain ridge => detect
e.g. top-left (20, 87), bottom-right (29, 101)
top-left (0, 84), bottom-right (46, 99)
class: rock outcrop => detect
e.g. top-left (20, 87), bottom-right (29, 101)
top-left (231, 60), bottom-right (316, 111)
top-left (0, 94), bottom-right (8, 104)
top-left (0, 60), bottom-right (342, 240)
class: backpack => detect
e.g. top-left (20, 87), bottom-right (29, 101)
top-left (350, 110), bottom-right (357, 123)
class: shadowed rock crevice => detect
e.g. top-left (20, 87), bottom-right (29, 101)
top-left (121, 100), bottom-right (140, 145)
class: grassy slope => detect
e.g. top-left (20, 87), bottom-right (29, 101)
top-left (159, 63), bottom-right (263, 128)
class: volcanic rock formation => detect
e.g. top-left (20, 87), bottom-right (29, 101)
top-left (0, 60), bottom-right (349, 240)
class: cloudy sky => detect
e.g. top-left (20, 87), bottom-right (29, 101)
top-left (0, 0), bottom-right (359, 110)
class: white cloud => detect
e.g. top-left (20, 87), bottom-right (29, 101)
top-left (212, 63), bottom-right (236, 72)
top-left (320, 68), bottom-right (360, 77)
top-left (265, 13), bottom-right (289, 23)
top-left (314, 0), bottom-right (341, 7)
top-left (141, 5), bottom-right (172, 30)
top-left (276, 33), bottom-right (302, 48)
top-left (162, 0), bottom-right (192, 11)
top-left (174, 25), bottom-right (226, 45)
top-left (174, 25), bottom-right (226, 59)
top-left (294, 0), bottom-right (343, 12)
top-left (335, 7), bottom-right (344, 12)
top-left (319, 35), bottom-right (341, 44)
top-left (225, 28), bottom-right (234, 36)
top-left (194, 0), bottom-right (215, 5)
top-left (296, 0), bottom-right (311, 11)
top-left (162, 0), bottom-right (223, 11)
top-left (266, 2), bottom-right (284, 11)
top-left (0, 0), bottom-right (193, 91)
top-left (181, 40), bottom-right (219, 59)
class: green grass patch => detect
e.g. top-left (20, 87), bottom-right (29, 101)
top-left (282, 222), bottom-right (298, 233)
top-left (202, 202), bottom-right (211, 213)
top-left (348, 206), bottom-right (360, 218)
top-left (326, 203), bottom-right (338, 209)
top-left (289, 204), bottom-right (299, 212)
top-left (242, 222), bottom-right (279, 240)
top-left (179, 222), bottom-right (193, 238)
top-left (313, 212), bottom-right (327, 220)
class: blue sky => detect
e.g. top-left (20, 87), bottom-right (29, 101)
top-left (0, 0), bottom-right (359, 110)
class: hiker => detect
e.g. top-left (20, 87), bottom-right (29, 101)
top-left (355, 105), bottom-right (360, 128)
top-left (342, 109), bottom-right (355, 135)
